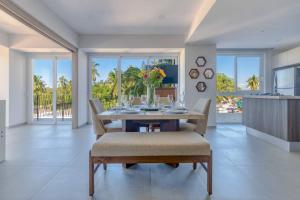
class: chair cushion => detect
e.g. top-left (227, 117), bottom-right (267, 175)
top-left (180, 121), bottom-right (197, 132)
top-left (91, 131), bottom-right (211, 157)
top-left (104, 120), bottom-right (122, 132)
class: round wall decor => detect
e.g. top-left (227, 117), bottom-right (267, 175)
top-left (195, 56), bottom-right (206, 67)
top-left (196, 81), bottom-right (207, 92)
top-left (189, 68), bottom-right (200, 79)
top-left (203, 68), bottom-right (215, 79)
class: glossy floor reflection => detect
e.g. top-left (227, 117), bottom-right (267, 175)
top-left (1, 124), bottom-right (300, 200)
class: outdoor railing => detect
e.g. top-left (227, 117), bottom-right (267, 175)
top-left (33, 94), bottom-right (72, 120)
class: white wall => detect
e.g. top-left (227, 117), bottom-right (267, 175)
top-left (78, 50), bottom-right (88, 126)
top-left (0, 45), bottom-right (9, 127)
top-left (79, 35), bottom-right (185, 49)
top-left (184, 44), bottom-right (216, 126)
top-left (9, 34), bottom-right (63, 49)
top-left (11, 0), bottom-right (78, 47)
top-left (0, 30), bottom-right (9, 47)
top-left (9, 49), bottom-right (27, 126)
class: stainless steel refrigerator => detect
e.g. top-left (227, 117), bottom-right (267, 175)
top-left (274, 66), bottom-right (300, 96)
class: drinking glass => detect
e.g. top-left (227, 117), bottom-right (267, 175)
top-left (179, 91), bottom-right (185, 107)
top-left (141, 95), bottom-right (147, 107)
top-left (129, 95), bottom-right (134, 108)
top-left (155, 95), bottom-right (160, 108)
top-left (121, 95), bottom-right (128, 107)
top-left (168, 95), bottom-right (174, 106)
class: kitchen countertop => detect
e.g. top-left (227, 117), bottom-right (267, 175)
top-left (243, 95), bottom-right (300, 100)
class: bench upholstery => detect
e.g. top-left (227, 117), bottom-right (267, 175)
top-left (89, 131), bottom-right (212, 197)
top-left (91, 132), bottom-right (210, 157)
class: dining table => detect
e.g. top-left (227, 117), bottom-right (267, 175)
top-left (97, 108), bottom-right (207, 132)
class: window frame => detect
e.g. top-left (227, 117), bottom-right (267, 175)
top-left (216, 52), bottom-right (264, 96)
top-left (88, 53), bottom-right (179, 107)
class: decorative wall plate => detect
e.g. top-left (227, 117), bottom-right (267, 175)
top-left (196, 81), bottom-right (207, 92)
top-left (195, 56), bottom-right (206, 67)
top-left (189, 68), bottom-right (199, 79)
top-left (203, 68), bottom-right (215, 79)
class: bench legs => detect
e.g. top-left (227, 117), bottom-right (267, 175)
top-left (89, 152), bottom-right (213, 197)
top-left (208, 151), bottom-right (213, 195)
top-left (89, 151), bottom-right (94, 197)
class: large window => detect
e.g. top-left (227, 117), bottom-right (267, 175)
top-left (216, 54), bottom-right (262, 114)
top-left (90, 55), bottom-right (178, 110)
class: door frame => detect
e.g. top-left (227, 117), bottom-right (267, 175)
top-left (28, 53), bottom-right (72, 124)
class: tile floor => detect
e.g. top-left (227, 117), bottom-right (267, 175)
top-left (1, 124), bottom-right (300, 200)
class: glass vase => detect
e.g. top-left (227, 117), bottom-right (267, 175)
top-left (146, 86), bottom-right (155, 106)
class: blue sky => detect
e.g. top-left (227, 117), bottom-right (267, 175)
top-left (217, 56), bottom-right (260, 90)
top-left (33, 59), bottom-right (72, 87)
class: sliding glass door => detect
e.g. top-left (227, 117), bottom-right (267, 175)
top-left (56, 59), bottom-right (72, 122)
top-left (32, 59), bottom-right (54, 121)
top-left (32, 56), bottom-right (72, 124)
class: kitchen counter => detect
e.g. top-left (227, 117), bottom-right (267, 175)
top-left (243, 96), bottom-right (300, 151)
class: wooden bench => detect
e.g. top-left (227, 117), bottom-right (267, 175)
top-left (89, 131), bottom-right (213, 197)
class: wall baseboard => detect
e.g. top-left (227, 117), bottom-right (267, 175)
top-left (8, 122), bottom-right (27, 128)
top-left (78, 122), bottom-right (88, 128)
top-left (246, 127), bottom-right (300, 152)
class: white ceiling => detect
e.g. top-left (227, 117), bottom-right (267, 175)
top-left (0, 9), bottom-right (37, 35)
top-left (40, 0), bottom-right (204, 35)
top-left (189, 0), bottom-right (300, 49)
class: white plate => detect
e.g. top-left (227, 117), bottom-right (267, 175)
top-left (174, 107), bottom-right (187, 110)
top-left (164, 110), bottom-right (187, 114)
top-left (120, 110), bottom-right (140, 114)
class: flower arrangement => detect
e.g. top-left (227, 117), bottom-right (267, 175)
top-left (139, 67), bottom-right (166, 88)
top-left (139, 67), bottom-right (166, 106)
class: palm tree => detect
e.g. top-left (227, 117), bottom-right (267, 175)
top-left (33, 75), bottom-right (46, 120)
top-left (107, 69), bottom-right (118, 107)
top-left (58, 76), bottom-right (69, 120)
top-left (247, 75), bottom-right (259, 91)
top-left (121, 66), bottom-right (145, 96)
top-left (91, 63), bottom-right (100, 84)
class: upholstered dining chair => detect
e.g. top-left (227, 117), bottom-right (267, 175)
top-left (158, 96), bottom-right (170, 105)
top-left (180, 98), bottom-right (211, 170)
top-left (180, 98), bottom-right (211, 136)
top-left (89, 99), bottom-right (122, 139)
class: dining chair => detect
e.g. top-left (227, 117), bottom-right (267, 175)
top-left (149, 96), bottom-right (172, 132)
top-left (180, 98), bottom-right (211, 170)
top-left (159, 97), bottom-right (170, 105)
top-left (89, 99), bottom-right (122, 139)
top-left (180, 98), bottom-right (211, 135)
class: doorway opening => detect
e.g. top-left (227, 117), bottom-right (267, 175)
top-left (32, 56), bottom-right (72, 124)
